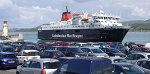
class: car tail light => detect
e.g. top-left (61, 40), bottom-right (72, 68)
top-left (26, 52), bottom-right (29, 60)
top-left (41, 69), bottom-right (46, 74)
top-left (38, 52), bottom-right (40, 56)
top-left (52, 56), bottom-right (58, 59)
top-left (26, 52), bottom-right (29, 56)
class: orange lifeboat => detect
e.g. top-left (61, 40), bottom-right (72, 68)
top-left (81, 18), bottom-right (88, 21)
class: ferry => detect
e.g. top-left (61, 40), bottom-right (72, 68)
top-left (38, 6), bottom-right (130, 42)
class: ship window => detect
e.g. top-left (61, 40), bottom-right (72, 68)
top-left (56, 30), bottom-right (60, 33)
top-left (75, 30), bottom-right (80, 33)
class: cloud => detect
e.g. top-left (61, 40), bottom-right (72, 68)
top-left (12, 6), bottom-right (60, 28)
top-left (131, 7), bottom-right (146, 16)
top-left (72, 0), bottom-right (98, 3)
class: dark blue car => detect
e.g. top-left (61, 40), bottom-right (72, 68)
top-left (0, 52), bottom-right (19, 68)
top-left (55, 57), bottom-right (113, 74)
top-left (0, 45), bottom-right (18, 55)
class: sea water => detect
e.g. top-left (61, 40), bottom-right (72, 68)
top-left (9, 32), bottom-right (150, 44)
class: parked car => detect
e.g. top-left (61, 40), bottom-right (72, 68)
top-left (87, 42), bottom-right (100, 47)
top-left (110, 42), bottom-right (126, 54)
top-left (125, 52), bottom-right (150, 64)
top-left (98, 42), bottom-right (110, 48)
top-left (112, 63), bottom-right (146, 74)
top-left (58, 57), bottom-right (74, 65)
top-left (16, 58), bottom-right (61, 74)
top-left (135, 59), bottom-right (150, 70)
top-left (17, 50), bottom-right (40, 64)
top-left (100, 47), bottom-right (126, 57)
top-left (0, 52), bottom-right (19, 68)
top-left (54, 57), bottom-right (112, 74)
top-left (40, 50), bottom-right (66, 59)
top-left (74, 42), bottom-right (89, 47)
top-left (80, 47), bottom-right (109, 58)
top-left (109, 57), bottom-right (128, 63)
top-left (0, 45), bottom-right (18, 55)
top-left (45, 46), bottom-right (64, 50)
top-left (57, 46), bottom-right (90, 57)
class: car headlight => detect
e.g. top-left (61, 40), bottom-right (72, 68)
top-left (97, 56), bottom-right (104, 57)
top-left (2, 59), bottom-right (7, 62)
top-left (115, 56), bottom-right (120, 57)
top-left (75, 54), bottom-right (80, 57)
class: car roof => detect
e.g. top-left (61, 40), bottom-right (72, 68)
top-left (80, 46), bottom-right (100, 49)
top-left (112, 63), bottom-right (133, 66)
top-left (21, 50), bottom-right (39, 52)
top-left (131, 52), bottom-right (150, 55)
top-left (44, 50), bottom-right (60, 52)
top-left (109, 56), bottom-right (125, 60)
top-left (73, 57), bottom-right (111, 61)
top-left (136, 58), bottom-right (150, 61)
top-left (29, 58), bottom-right (59, 62)
top-left (0, 52), bottom-right (15, 55)
top-left (58, 57), bottom-right (75, 60)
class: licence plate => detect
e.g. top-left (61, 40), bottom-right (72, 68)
top-left (8, 61), bottom-right (15, 63)
top-left (32, 57), bottom-right (37, 59)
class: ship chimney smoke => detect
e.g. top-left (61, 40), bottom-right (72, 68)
top-left (66, 6), bottom-right (68, 12)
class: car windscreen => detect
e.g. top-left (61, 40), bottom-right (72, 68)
top-left (53, 51), bottom-right (65, 56)
top-left (147, 55), bottom-right (150, 59)
top-left (68, 48), bottom-right (84, 53)
top-left (3, 48), bottom-right (15, 52)
top-left (43, 62), bottom-right (60, 69)
top-left (121, 65), bottom-right (145, 74)
top-left (110, 49), bottom-right (120, 53)
top-left (113, 59), bottom-right (127, 63)
top-left (28, 52), bottom-right (39, 56)
top-left (3, 54), bottom-right (16, 58)
top-left (91, 49), bottom-right (103, 53)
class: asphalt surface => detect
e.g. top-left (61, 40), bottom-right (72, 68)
top-left (0, 68), bottom-right (16, 74)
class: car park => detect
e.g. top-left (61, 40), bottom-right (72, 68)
top-left (16, 58), bottom-right (61, 74)
top-left (100, 47), bottom-right (126, 57)
top-left (55, 57), bottom-right (112, 74)
top-left (0, 52), bottom-right (19, 68)
top-left (40, 50), bottom-right (66, 59)
top-left (17, 50), bottom-right (40, 64)
top-left (125, 52), bottom-right (150, 64)
top-left (112, 63), bottom-right (146, 74)
top-left (80, 47), bottom-right (109, 58)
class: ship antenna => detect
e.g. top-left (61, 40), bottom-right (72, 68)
top-left (66, 6), bottom-right (68, 12)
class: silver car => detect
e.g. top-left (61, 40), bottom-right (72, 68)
top-left (80, 47), bottom-right (109, 58)
top-left (16, 58), bottom-right (61, 74)
top-left (125, 52), bottom-right (150, 64)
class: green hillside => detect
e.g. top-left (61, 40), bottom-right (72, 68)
top-left (122, 19), bottom-right (150, 32)
top-left (8, 19), bottom-right (150, 32)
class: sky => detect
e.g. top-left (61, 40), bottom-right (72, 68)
top-left (0, 0), bottom-right (150, 28)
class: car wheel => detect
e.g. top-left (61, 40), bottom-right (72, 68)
top-left (16, 71), bottom-right (20, 74)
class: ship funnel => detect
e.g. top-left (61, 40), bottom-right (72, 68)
top-left (61, 6), bottom-right (72, 21)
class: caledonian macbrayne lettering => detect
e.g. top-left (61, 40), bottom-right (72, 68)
top-left (52, 34), bottom-right (83, 38)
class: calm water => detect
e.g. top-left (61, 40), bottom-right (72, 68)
top-left (9, 32), bottom-right (150, 44)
